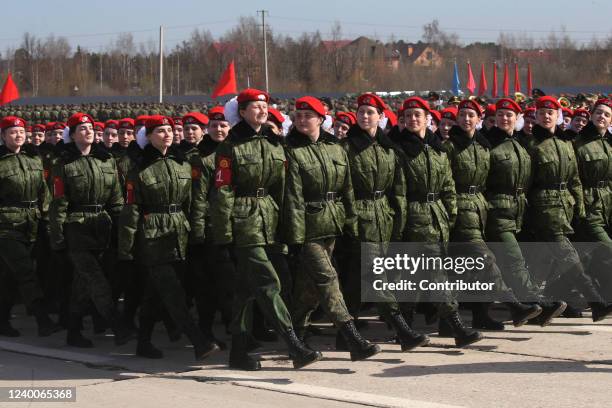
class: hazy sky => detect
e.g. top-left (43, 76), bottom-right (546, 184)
top-left (1, 0), bottom-right (610, 51)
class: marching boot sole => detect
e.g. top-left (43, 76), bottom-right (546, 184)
top-left (472, 320), bottom-right (505, 331)
top-left (592, 304), bottom-right (612, 322)
top-left (513, 306), bottom-right (544, 327)
top-left (229, 358), bottom-right (262, 371)
top-left (195, 343), bottom-right (221, 361)
top-left (350, 344), bottom-right (381, 362)
top-left (400, 335), bottom-right (430, 352)
top-left (541, 302), bottom-right (567, 327)
top-left (292, 351), bottom-right (323, 369)
top-left (454, 332), bottom-right (483, 348)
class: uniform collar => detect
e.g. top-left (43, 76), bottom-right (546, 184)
top-left (197, 136), bottom-right (220, 156)
top-left (346, 124), bottom-right (394, 153)
top-left (229, 120), bottom-right (278, 145)
top-left (286, 127), bottom-right (337, 148)
top-left (0, 143), bottom-right (39, 159)
top-left (448, 125), bottom-right (490, 150)
top-left (59, 142), bottom-right (112, 164)
top-left (532, 124), bottom-right (565, 143)
top-left (396, 128), bottom-right (444, 157)
top-left (486, 126), bottom-right (515, 148)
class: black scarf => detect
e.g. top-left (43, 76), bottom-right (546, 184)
top-left (532, 124), bottom-right (566, 144)
top-left (346, 124), bottom-right (395, 153)
top-left (127, 141), bottom-right (186, 170)
top-left (448, 125), bottom-right (491, 150)
top-left (58, 142), bottom-right (113, 164)
top-left (395, 128), bottom-right (445, 157)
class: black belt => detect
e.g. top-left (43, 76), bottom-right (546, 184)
top-left (355, 190), bottom-right (385, 200)
top-left (3, 200), bottom-right (38, 209)
top-left (235, 188), bottom-right (268, 198)
top-left (583, 180), bottom-right (609, 189)
top-left (488, 187), bottom-right (525, 197)
top-left (142, 204), bottom-right (182, 214)
top-left (68, 204), bottom-right (104, 213)
top-left (407, 192), bottom-right (440, 203)
top-left (455, 185), bottom-right (482, 195)
top-left (306, 191), bottom-right (340, 202)
top-left (538, 182), bottom-right (568, 191)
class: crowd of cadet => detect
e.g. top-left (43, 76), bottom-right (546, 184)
top-left (1, 87), bottom-right (611, 371)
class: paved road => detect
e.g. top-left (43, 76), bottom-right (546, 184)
top-left (1, 306), bottom-right (611, 408)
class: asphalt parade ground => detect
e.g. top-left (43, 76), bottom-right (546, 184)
top-left (1, 305), bottom-right (611, 408)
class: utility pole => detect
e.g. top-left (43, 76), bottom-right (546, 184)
top-left (159, 25), bottom-right (164, 103)
top-left (257, 10), bottom-right (269, 92)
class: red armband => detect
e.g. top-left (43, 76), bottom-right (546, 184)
top-left (215, 155), bottom-right (232, 188)
top-left (125, 181), bottom-right (135, 204)
top-left (53, 176), bottom-right (64, 198)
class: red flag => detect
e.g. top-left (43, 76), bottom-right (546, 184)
top-left (514, 63), bottom-right (521, 93)
top-left (211, 61), bottom-right (237, 98)
top-left (527, 63), bottom-right (533, 97)
top-left (502, 63), bottom-right (509, 97)
top-left (466, 62), bottom-right (476, 95)
top-left (0, 72), bottom-right (19, 105)
top-left (492, 62), bottom-right (498, 98)
top-left (478, 63), bottom-right (487, 96)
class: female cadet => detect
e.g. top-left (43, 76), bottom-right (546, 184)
top-left (445, 100), bottom-right (542, 330)
top-left (573, 99), bottom-right (612, 300)
top-left (485, 99), bottom-right (566, 326)
top-left (284, 96), bottom-right (380, 361)
top-left (528, 97), bottom-right (612, 321)
top-left (49, 113), bottom-right (133, 348)
top-left (0, 116), bottom-right (58, 337)
top-left (395, 97), bottom-right (482, 348)
top-left (342, 93), bottom-right (429, 352)
top-left (118, 115), bottom-right (219, 360)
top-left (210, 89), bottom-right (320, 371)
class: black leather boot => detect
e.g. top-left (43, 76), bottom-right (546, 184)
top-left (31, 300), bottom-right (61, 337)
top-left (529, 301), bottom-right (567, 326)
top-left (136, 316), bottom-right (163, 359)
top-left (229, 334), bottom-right (261, 371)
top-left (387, 312), bottom-right (429, 351)
top-left (504, 302), bottom-right (543, 327)
top-left (283, 329), bottom-right (322, 369)
top-left (443, 312), bottom-right (483, 348)
top-left (590, 302), bottom-right (612, 322)
top-left (66, 314), bottom-right (93, 348)
top-left (472, 303), bottom-right (505, 330)
top-left (338, 320), bottom-right (380, 361)
top-left (185, 324), bottom-right (220, 361)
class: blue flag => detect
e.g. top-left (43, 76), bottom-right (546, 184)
top-left (452, 62), bottom-right (461, 96)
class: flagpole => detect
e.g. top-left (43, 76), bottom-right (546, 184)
top-left (159, 25), bottom-right (164, 104)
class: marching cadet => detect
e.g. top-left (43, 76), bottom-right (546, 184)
top-left (517, 107), bottom-right (537, 150)
top-left (563, 108), bottom-right (590, 142)
top-left (528, 97), bottom-right (612, 321)
top-left (445, 100), bottom-right (542, 330)
top-left (341, 93), bottom-right (429, 352)
top-left (101, 119), bottom-right (118, 150)
top-left (0, 116), bottom-right (59, 337)
top-left (30, 124), bottom-right (45, 146)
top-left (482, 104), bottom-right (497, 133)
top-left (49, 113), bottom-right (134, 347)
top-left (437, 107), bottom-right (457, 142)
top-left (266, 108), bottom-right (285, 136)
top-left (93, 122), bottom-right (105, 144)
top-left (187, 107), bottom-right (234, 349)
top-left (172, 116), bottom-right (184, 145)
top-left (180, 112), bottom-right (208, 158)
top-left (428, 109), bottom-right (441, 134)
top-left (573, 99), bottom-right (612, 300)
top-left (333, 111), bottom-right (356, 140)
top-left (284, 96), bottom-right (381, 361)
top-left (44, 122), bottom-right (64, 146)
top-left (118, 115), bottom-right (219, 360)
top-left (395, 97), bottom-right (482, 348)
top-left (210, 89), bottom-right (320, 371)
top-left (485, 98), bottom-right (566, 326)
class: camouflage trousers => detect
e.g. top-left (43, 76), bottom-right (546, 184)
top-left (231, 246), bottom-right (293, 336)
top-left (0, 239), bottom-right (43, 308)
top-left (67, 249), bottom-right (115, 320)
top-left (292, 238), bottom-right (352, 330)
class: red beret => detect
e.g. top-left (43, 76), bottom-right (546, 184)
top-left (208, 106), bottom-right (226, 122)
top-left (594, 99), bottom-right (612, 111)
top-left (397, 106), bottom-right (405, 118)
top-left (135, 115), bottom-right (150, 127)
top-left (572, 109), bottom-right (590, 120)
top-left (32, 124), bottom-right (46, 132)
top-left (458, 100), bottom-right (483, 116)
top-left (536, 96), bottom-right (561, 110)
top-left (66, 113), bottom-right (94, 129)
top-left (267, 108), bottom-right (285, 126)
top-left (182, 112), bottom-right (209, 127)
top-left (105, 119), bottom-right (119, 129)
top-left (523, 107), bottom-right (536, 119)
top-left (484, 104), bottom-right (497, 118)
top-left (429, 109), bottom-right (441, 123)
top-left (94, 122), bottom-right (105, 131)
top-left (335, 111), bottom-right (356, 126)
top-left (0, 116), bottom-right (26, 130)
top-left (173, 117), bottom-right (183, 126)
top-left (145, 115), bottom-right (174, 132)
top-left (562, 107), bottom-right (573, 118)
top-left (119, 118), bottom-right (135, 130)
top-left (237, 88), bottom-right (269, 104)
top-left (384, 108), bottom-right (397, 127)
top-left (357, 93), bottom-right (386, 111)
top-left (295, 96), bottom-right (326, 117)
top-left (47, 122), bottom-right (65, 131)
top-left (496, 98), bottom-right (522, 114)
top-left (402, 97), bottom-right (430, 112)
top-left (441, 107), bottom-right (458, 121)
